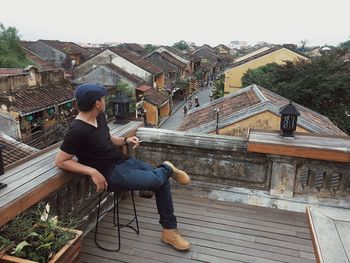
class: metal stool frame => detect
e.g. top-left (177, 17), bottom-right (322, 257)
top-left (94, 190), bottom-right (140, 251)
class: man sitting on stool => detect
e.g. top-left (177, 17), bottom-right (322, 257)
top-left (55, 83), bottom-right (191, 251)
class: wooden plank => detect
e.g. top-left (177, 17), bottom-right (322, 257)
top-left (247, 129), bottom-right (350, 163)
top-left (86, 232), bottom-right (255, 263)
top-left (1, 148), bottom-right (57, 180)
top-left (108, 206), bottom-right (312, 246)
top-left (307, 207), bottom-right (348, 263)
top-left (118, 201), bottom-right (308, 236)
top-left (0, 170), bottom-right (73, 226)
top-left (96, 212), bottom-right (313, 263)
top-left (101, 215), bottom-right (314, 263)
top-left (96, 218), bottom-right (302, 257)
top-left (172, 193), bottom-right (308, 220)
top-left (0, 158), bottom-right (56, 197)
top-left (131, 197), bottom-right (309, 233)
top-left (82, 194), bottom-right (315, 263)
top-left (247, 142), bottom-right (350, 163)
top-left (4, 141), bottom-right (60, 171)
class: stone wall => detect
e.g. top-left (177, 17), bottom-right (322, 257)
top-left (134, 128), bottom-right (271, 190)
top-left (134, 128), bottom-right (350, 202)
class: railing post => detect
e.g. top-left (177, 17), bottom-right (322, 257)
top-left (0, 144), bottom-right (7, 189)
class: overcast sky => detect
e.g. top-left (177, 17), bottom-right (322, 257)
top-left (1, 0), bottom-right (349, 47)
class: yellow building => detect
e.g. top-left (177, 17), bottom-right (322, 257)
top-left (178, 85), bottom-right (345, 137)
top-left (143, 88), bottom-right (170, 126)
top-left (224, 46), bottom-right (308, 93)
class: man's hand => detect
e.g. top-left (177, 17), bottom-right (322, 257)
top-left (90, 169), bottom-right (108, 192)
top-left (126, 136), bottom-right (141, 149)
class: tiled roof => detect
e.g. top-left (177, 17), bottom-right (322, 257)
top-left (160, 52), bottom-right (187, 68)
top-left (12, 84), bottom-right (75, 116)
top-left (135, 85), bottom-right (152, 92)
top-left (178, 84), bottom-right (345, 135)
top-left (103, 63), bottom-right (144, 85)
top-left (162, 46), bottom-right (191, 60)
top-left (39, 40), bottom-right (94, 58)
top-left (215, 44), bottom-right (231, 51)
top-left (120, 43), bottom-right (145, 53)
top-left (0, 133), bottom-right (38, 167)
top-left (257, 86), bottom-right (345, 135)
top-left (226, 46), bottom-right (309, 71)
top-left (109, 47), bottom-right (163, 75)
top-left (179, 88), bottom-right (260, 131)
top-left (194, 44), bottom-right (218, 54)
top-left (20, 40), bottom-right (35, 49)
top-left (24, 48), bottom-right (60, 71)
top-left (144, 88), bottom-right (169, 107)
top-left (192, 48), bottom-right (219, 64)
top-left (0, 68), bottom-right (25, 76)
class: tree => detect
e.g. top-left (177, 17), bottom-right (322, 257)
top-left (0, 24), bottom-right (31, 67)
top-left (242, 55), bottom-right (350, 134)
top-left (212, 77), bottom-right (224, 99)
top-left (144, 44), bottom-right (157, 54)
top-left (338, 40), bottom-right (350, 53)
top-left (242, 63), bottom-right (279, 88)
top-left (172, 40), bottom-right (189, 51)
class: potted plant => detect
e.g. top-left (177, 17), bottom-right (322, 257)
top-left (0, 203), bottom-right (82, 263)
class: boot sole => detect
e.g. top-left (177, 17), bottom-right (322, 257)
top-left (161, 238), bottom-right (191, 251)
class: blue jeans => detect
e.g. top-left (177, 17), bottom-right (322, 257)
top-left (104, 157), bottom-right (177, 229)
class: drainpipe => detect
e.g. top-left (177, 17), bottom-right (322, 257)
top-left (0, 144), bottom-right (7, 189)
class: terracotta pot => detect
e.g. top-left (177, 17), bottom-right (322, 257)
top-left (0, 228), bottom-right (82, 263)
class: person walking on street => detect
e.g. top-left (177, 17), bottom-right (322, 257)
top-left (188, 98), bottom-right (192, 109)
top-left (209, 91), bottom-right (213, 101)
top-left (183, 105), bottom-right (188, 116)
top-left (55, 83), bottom-right (191, 251)
top-left (194, 96), bottom-right (200, 108)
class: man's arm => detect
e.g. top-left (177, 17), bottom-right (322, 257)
top-left (55, 149), bottom-right (108, 192)
top-left (110, 135), bottom-right (140, 149)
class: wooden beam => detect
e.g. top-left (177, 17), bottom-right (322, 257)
top-left (248, 142), bottom-right (350, 163)
top-left (306, 207), bottom-right (323, 263)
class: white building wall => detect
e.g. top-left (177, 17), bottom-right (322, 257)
top-left (111, 56), bottom-right (152, 83)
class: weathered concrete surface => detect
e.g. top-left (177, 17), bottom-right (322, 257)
top-left (134, 128), bottom-right (350, 212)
top-left (270, 155), bottom-right (298, 198)
top-left (134, 128), bottom-right (271, 190)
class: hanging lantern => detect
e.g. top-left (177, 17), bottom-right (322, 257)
top-left (24, 115), bottom-right (33, 122)
top-left (47, 107), bottom-right (55, 115)
top-left (112, 92), bottom-right (130, 124)
top-left (65, 101), bottom-right (72, 109)
top-left (279, 101), bottom-right (300, 137)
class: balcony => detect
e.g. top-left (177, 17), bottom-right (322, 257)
top-left (1, 124), bottom-right (349, 262)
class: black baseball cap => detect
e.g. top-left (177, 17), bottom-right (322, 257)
top-left (75, 83), bottom-right (107, 111)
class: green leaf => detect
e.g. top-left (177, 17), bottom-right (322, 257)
top-left (24, 231), bottom-right (39, 239)
top-left (13, 241), bottom-right (31, 254)
top-left (36, 242), bottom-right (53, 250)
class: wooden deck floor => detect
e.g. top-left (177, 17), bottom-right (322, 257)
top-left (82, 194), bottom-right (316, 263)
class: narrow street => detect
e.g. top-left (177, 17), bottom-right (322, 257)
top-left (159, 84), bottom-right (213, 130)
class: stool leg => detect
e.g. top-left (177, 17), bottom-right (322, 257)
top-left (131, 191), bottom-right (140, 234)
top-left (94, 192), bottom-right (121, 252)
top-left (94, 193), bottom-right (102, 246)
top-left (116, 191), bottom-right (121, 251)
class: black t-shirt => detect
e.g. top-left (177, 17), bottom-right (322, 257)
top-left (60, 113), bottom-right (128, 173)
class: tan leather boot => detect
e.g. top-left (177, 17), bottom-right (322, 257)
top-left (163, 161), bottom-right (190, 185)
top-left (161, 228), bottom-right (191, 251)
